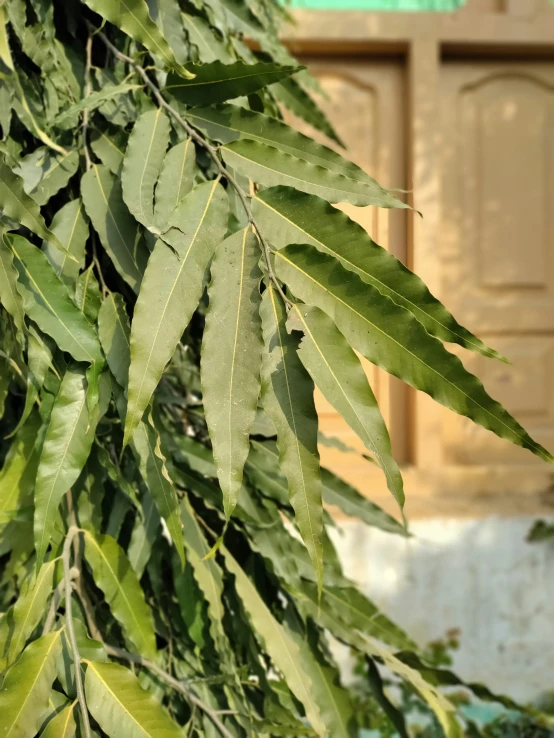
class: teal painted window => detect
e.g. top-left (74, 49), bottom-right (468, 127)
top-left (287, 0), bottom-right (465, 10)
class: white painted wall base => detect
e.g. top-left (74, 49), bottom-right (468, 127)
top-left (329, 516), bottom-right (554, 702)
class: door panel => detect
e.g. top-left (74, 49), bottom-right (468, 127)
top-left (284, 60), bottom-right (410, 471)
top-left (440, 62), bottom-right (554, 465)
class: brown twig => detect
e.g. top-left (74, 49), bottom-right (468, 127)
top-left (82, 34), bottom-right (94, 171)
top-left (91, 25), bottom-right (291, 309)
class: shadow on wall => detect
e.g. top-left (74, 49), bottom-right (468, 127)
top-left (329, 516), bottom-right (554, 702)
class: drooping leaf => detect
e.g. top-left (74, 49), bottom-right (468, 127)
top-left (9, 235), bottom-right (103, 364)
top-left (365, 657), bottom-right (410, 738)
top-left (82, 0), bottom-right (195, 76)
top-left (147, 0), bottom-right (189, 65)
top-left (166, 60), bottom-right (300, 106)
top-left (255, 187), bottom-right (503, 360)
top-left (82, 530), bottom-right (157, 659)
top-left (260, 286), bottom-right (323, 588)
top-left (0, 5), bottom-right (14, 71)
top-left (84, 660), bottom-right (184, 738)
top-left (285, 617), bottom-right (357, 738)
top-left (290, 304), bottom-right (404, 512)
top-left (0, 560), bottom-right (56, 671)
top-left (222, 546), bottom-right (326, 736)
top-left (0, 631), bottom-right (62, 738)
top-left (131, 417), bottom-right (185, 567)
top-left (98, 292), bottom-right (131, 389)
top-left (271, 77), bottom-right (343, 146)
top-left (275, 244), bottom-right (554, 464)
top-left (0, 233), bottom-right (25, 338)
top-left (81, 165), bottom-right (148, 293)
top-left (0, 163), bottom-right (67, 256)
top-left (153, 138), bottom-right (196, 230)
top-left (124, 180), bottom-right (228, 446)
top-left (222, 139), bottom-right (407, 208)
top-left (121, 109), bottom-right (170, 232)
top-left (182, 12), bottom-right (234, 64)
top-left (127, 491), bottom-right (159, 578)
top-left (201, 227), bottom-right (263, 519)
top-left (54, 83), bottom-right (143, 127)
top-left (186, 105), bottom-right (371, 187)
top-left (34, 365), bottom-right (107, 566)
top-left (40, 702), bottom-right (77, 738)
top-left (14, 148), bottom-right (79, 206)
top-left (42, 199), bottom-right (88, 294)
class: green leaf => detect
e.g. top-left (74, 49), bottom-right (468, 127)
top-left (122, 109), bottom-right (170, 232)
top-left (14, 148), bottom-right (79, 207)
top-left (0, 560), bottom-right (56, 671)
top-left (0, 233), bottom-right (25, 339)
top-left (98, 292), bottom-right (131, 389)
top-left (42, 199), bottom-right (89, 294)
top-left (153, 138), bottom-right (196, 230)
top-left (182, 13), bottom-right (234, 64)
top-left (286, 618), bottom-right (357, 738)
top-left (321, 467), bottom-right (407, 537)
top-left (202, 227), bottom-right (263, 519)
top-left (290, 304), bottom-right (404, 512)
top-left (260, 286), bottom-right (323, 589)
top-left (82, 530), bottom-right (157, 659)
top-left (271, 77), bottom-right (343, 147)
top-left (82, 0), bottom-right (195, 77)
top-left (74, 265), bottom-right (102, 323)
top-left (0, 413), bottom-right (42, 527)
top-left (131, 417), bottom-right (185, 568)
top-left (34, 365), bottom-right (106, 567)
top-left (54, 83), bottom-right (143, 127)
top-left (147, 0), bottom-right (189, 65)
top-left (185, 105), bottom-right (371, 187)
top-left (275, 244), bottom-right (554, 464)
top-left (124, 180), bottom-right (228, 446)
top-left (0, 631), bottom-right (62, 738)
top-left (81, 165), bottom-right (148, 293)
top-left (365, 658), bottom-right (410, 738)
top-left (0, 5), bottom-right (14, 71)
top-left (221, 546), bottom-right (326, 736)
top-left (90, 123), bottom-right (129, 175)
top-left (298, 581), bottom-right (416, 652)
top-left (128, 491), bottom-right (159, 578)
top-left (84, 660), bottom-right (184, 738)
top-left (0, 163), bottom-right (68, 256)
top-left (166, 60), bottom-right (300, 106)
top-left (9, 235), bottom-right (103, 364)
top-left (255, 187), bottom-right (503, 360)
top-left (40, 702), bottom-right (77, 738)
top-left (222, 139), bottom-right (407, 208)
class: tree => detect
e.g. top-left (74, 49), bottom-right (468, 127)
top-left (0, 1), bottom-right (550, 736)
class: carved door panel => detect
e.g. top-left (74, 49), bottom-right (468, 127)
top-left (440, 62), bottom-right (554, 465)
top-left (284, 60), bottom-right (409, 479)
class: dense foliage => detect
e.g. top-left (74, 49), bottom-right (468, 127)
top-left (0, 0), bottom-right (552, 736)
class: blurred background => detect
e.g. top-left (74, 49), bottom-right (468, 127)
top-left (279, 0), bottom-right (554, 705)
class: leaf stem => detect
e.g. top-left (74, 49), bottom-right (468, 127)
top-left (91, 25), bottom-right (292, 309)
top-left (63, 525), bottom-right (92, 738)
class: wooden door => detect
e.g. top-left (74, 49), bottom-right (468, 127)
top-left (439, 62), bottom-right (554, 467)
top-left (285, 59), bottom-right (410, 485)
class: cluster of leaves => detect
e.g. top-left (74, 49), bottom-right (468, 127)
top-left (0, 0), bottom-right (552, 736)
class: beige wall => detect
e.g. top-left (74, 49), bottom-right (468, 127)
top-left (283, 0), bottom-right (554, 520)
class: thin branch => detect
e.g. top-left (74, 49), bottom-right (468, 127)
top-left (63, 526), bottom-right (92, 738)
top-left (42, 579), bottom-right (65, 635)
top-left (82, 34), bottom-right (94, 171)
top-left (104, 644), bottom-right (236, 738)
top-left (91, 25), bottom-right (292, 309)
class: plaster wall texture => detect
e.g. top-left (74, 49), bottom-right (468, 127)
top-left (330, 516), bottom-right (554, 701)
